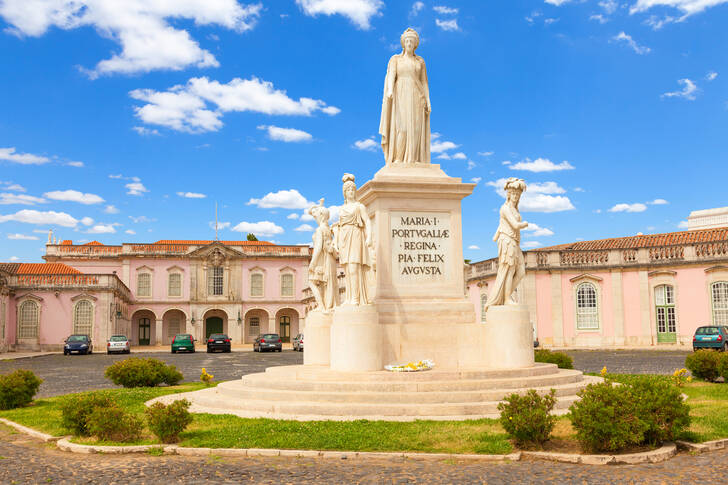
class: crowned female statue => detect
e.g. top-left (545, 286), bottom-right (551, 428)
top-left (484, 178), bottom-right (529, 314)
top-left (333, 174), bottom-right (373, 305)
top-left (379, 28), bottom-right (431, 165)
top-left (308, 199), bottom-right (339, 313)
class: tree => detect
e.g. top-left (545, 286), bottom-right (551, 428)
top-left (246, 233), bottom-right (258, 241)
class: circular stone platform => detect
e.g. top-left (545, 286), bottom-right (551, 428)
top-left (151, 364), bottom-right (601, 421)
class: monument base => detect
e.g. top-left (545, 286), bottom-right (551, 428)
top-left (483, 305), bottom-right (535, 369)
top-left (303, 310), bottom-right (332, 366)
top-left (330, 304), bottom-right (381, 372)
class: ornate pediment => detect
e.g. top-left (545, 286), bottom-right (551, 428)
top-left (188, 241), bottom-right (243, 263)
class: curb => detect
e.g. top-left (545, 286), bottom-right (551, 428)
top-left (676, 438), bottom-right (728, 453)
top-left (522, 442), bottom-right (676, 465)
top-left (0, 417), bottom-right (62, 442)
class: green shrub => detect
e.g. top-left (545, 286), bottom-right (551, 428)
top-left (60, 392), bottom-right (115, 436)
top-left (717, 353), bottom-right (728, 382)
top-left (146, 399), bottom-right (193, 444)
top-left (629, 375), bottom-right (690, 445)
top-left (685, 350), bottom-right (721, 382)
top-left (497, 389), bottom-right (557, 448)
top-left (104, 358), bottom-right (183, 388)
top-left (0, 369), bottom-right (42, 410)
top-left (87, 405), bottom-right (143, 442)
top-left (534, 349), bottom-right (573, 369)
top-left (569, 381), bottom-right (647, 453)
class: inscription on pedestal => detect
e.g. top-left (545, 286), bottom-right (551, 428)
top-left (390, 211), bottom-right (452, 283)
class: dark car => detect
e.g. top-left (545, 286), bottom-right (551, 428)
top-left (292, 333), bottom-right (304, 352)
top-left (254, 333), bottom-right (282, 352)
top-left (63, 334), bottom-right (93, 355)
top-left (207, 333), bottom-right (231, 353)
top-left (693, 325), bottom-right (728, 352)
top-left (171, 333), bottom-right (196, 353)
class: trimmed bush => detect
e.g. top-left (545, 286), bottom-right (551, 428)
top-left (685, 350), bottom-right (721, 382)
top-left (87, 405), bottom-right (143, 442)
top-left (104, 358), bottom-right (183, 388)
top-left (497, 389), bottom-right (557, 448)
top-left (0, 369), bottom-right (42, 410)
top-left (146, 399), bottom-right (193, 444)
top-left (569, 381), bottom-right (647, 453)
top-left (717, 352), bottom-right (728, 382)
top-left (60, 392), bottom-right (115, 436)
top-left (534, 349), bottom-right (573, 369)
top-left (629, 375), bottom-right (690, 445)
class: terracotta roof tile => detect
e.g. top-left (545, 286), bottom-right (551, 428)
top-left (0, 263), bottom-right (20, 274)
top-left (152, 240), bottom-right (274, 246)
top-left (83, 241), bottom-right (103, 246)
top-left (537, 227), bottom-right (728, 252)
top-left (61, 240), bottom-right (73, 245)
top-left (10, 263), bottom-right (82, 275)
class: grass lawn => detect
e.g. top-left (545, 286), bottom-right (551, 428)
top-left (1, 376), bottom-right (727, 454)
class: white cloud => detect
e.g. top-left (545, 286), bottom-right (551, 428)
top-left (0, 209), bottom-right (78, 227)
top-left (678, 220), bottom-right (689, 228)
top-left (470, 177), bottom-right (482, 184)
top-left (661, 78), bottom-right (698, 100)
top-left (7, 233), bottom-right (38, 240)
top-left (132, 126), bottom-right (160, 136)
top-left (8, 256), bottom-right (19, 261)
top-left (433, 6), bottom-right (458, 14)
top-left (295, 0), bottom-right (383, 30)
top-left (248, 189), bottom-right (311, 209)
top-left (176, 191), bottom-right (206, 199)
top-left (66, 161), bottom-right (84, 167)
top-left (104, 205), bottom-right (119, 214)
top-left (630, 0), bottom-right (728, 18)
top-left (294, 223), bottom-right (314, 232)
top-left (544, 17), bottom-right (559, 24)
top-left (524, 222), bottom-right (555, 237)
top-left (544, 0), bottom-right (573, 5)
top-left (649, 198), bottom-right (668, 205)
top-left (0, 147), bottom-right (50, 165)
top-left (478, 151), bottom-right (494, 157)
top-left (467, 244), bottom-right (480, 250)
top-left (487, 178), bottom-right (575, 213)
top-left (431, 139), bottom-right (459, 153)
top-left (467, 160), bottom-right (476, 170)
top-left (590, 14), bottom-right (609, 23)
top-left (0, 193), bottom-right (47, 205)
top-left (451, 152), bottom-right (467, 160)
top-left (0, 0), bottom-right (262, 78)
top-left (131, 76), bottom-right (339, 133)
top-left (528, 182), bottom-right (567, 195)
top-left (522, 241), bottom-right (542, 249)
top-left (80, 217), bottom-right (94, 226)
top-left (435, 18), bottom-right (459, 31)
top-left (706, 71), bottom-right (718, 81)
top-left (573, 187), bottom-right (585, 192)
top-left (609, 203), bottom-right (648, 213)
top-left (509, 157), bottom-right (575, 172)
top-left (287, 213), bottom-right (299, 220)
top-left (353, 137), bottom-right (378, 151)
top-left (613, 32), bottom-right (651, 55)
top-left (86, 224), bottom-right (116, 234)
top-left (410, 1), bottom-right (425, 16)
top-left (257, 125), bottom-right (313, 143)
top-left (43, 190), bottom-right (104, 205)
top-left (129, 215), bottom-right (155, 223)
top-left (231, 220), bottom-right (284, 236)
top-left (125, 229), bottom-right (136, 235)
top-left (3, 183), bottom-right (26, 192)
top-left (600, 0), bottom-right (619, 14)
top-left (126, 182), bottom-right (148, 196)
top-left (300, 203), bottom-right (340, 224)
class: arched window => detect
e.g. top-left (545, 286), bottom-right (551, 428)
top-left (281, 273), bottom-right (294, 297)
top-left (137, 273), bottom-right (151, 297)
top-left (18, 300), bottom-right (39, 339)
top-left (711, 281), bottom-right (728, 326)
top-left (168, 273), bottom-right (182, 297)
top-left (73, 300), bottom-right (93, 336)
top-left (168, 316), bottom-right (180, 340)
top-left (249, 316), bottom-right (260, 337)
top-left (208, 267), bottom-right (224, 296)
top-left (576, 282), bottom-right (599, 330)
top-left (480, 294), bottom-right (488, 322)
top-left (654, 285), bottom-right (676, 341)
top-left (251, 273), bottom-right (264, 297)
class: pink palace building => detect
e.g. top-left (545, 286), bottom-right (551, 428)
top-left (0, 238), bottom-right (310, 352)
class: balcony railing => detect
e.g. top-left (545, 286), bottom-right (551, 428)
top-left (45, 243), bottom-right (311, 258)
top-left (8, 274), bottom-right (132, 301)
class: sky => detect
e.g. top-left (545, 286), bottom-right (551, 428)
top-left (0, 0), bottom-right (726, 264)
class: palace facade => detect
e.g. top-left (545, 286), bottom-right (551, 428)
top-left (0, 239), bottom-right (310, 351)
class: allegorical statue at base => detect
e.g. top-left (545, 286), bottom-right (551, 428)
top-left (484, 178), bottom-right (528, 313)
top-left (308, 199), bottom-right (339, 313)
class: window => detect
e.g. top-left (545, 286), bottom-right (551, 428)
top-left (137, 273), bottom-right (151, 297)
top-left (251, 273), bottom-right (264, 297)
top-left (712, 282), bottom-right (728, 326)
top-left (281, 273), bottom-right (294, 297)
top-left (208, 267), bottom-right (224, 296)
top-left (480, 294), bottom-right (487, 322)
top-left (73, 300), bottom-right (93, 336)
top-left (655, 285), bottom-right (676, 334)
top-left (168, 273), bottom-right (182, 297)
top-left (1, 301), bottom-right (5, 340)
top-left (249, 316), bottom-right (260, 337)
top-left (18, 300), bottom-right (39, 339)
top-left (168, 316), bottom-right (180, 338)
top-left (576, 282), bottom-right (599, 330)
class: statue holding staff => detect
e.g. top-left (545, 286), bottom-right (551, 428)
top-left (484, 178), bottom-right (528, 313)
top-left (379, 28), bottom-right (431, 165)
top-left (308, 199), bottom-right (339, 313)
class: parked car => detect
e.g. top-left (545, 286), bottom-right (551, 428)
top-left (171, 333), bottom-right (196, 353)
top-left (254, 333), bottom-right (282, 352)
top-left (107, 335), bottom-right (130, 354)
top-left (207, 333), bottom-right (231, 353)
top-left (292, 333), bottom-right (304, 352)
top-left (693, 325), bottom-right (728, 352)
top-left (63, 334), bottom-right (93, 355)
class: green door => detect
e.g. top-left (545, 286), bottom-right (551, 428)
top-left (138, 318), bottom-right (150, 345)
top-left (655, 285), bottom-right (677, 343)
top-left (206, 317), bottom-right (223, 339)
top-left (279, 316), bottom-right (290, 342)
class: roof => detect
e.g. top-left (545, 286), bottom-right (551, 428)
top-left (537, 227), bottom-right (728, 252)
top-left (83, 241), bottom-right (103, 246)
top-left (152, 240), bottom-right (274, 246)
top-left (0, 263), bottom-right (81, 275)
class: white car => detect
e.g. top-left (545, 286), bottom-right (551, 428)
top-left (107, 335), bottom-right (131, 354)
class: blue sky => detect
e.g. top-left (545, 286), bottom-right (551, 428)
top-left (0, 0), bottom-right (726, 263)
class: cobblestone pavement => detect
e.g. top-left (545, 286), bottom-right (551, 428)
top-left (0, 426), bottom-right (727, 484)
top-left (564, 349), bottom-right (691, 375)
top-left (0, 350), bottom-right (303, 397)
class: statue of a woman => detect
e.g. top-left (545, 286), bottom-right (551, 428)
top-left (308, 199), bottom-right (339, 313)
top-left (379, 28), bottom-right (431, 165)
top-left (334, 174), bottom-right (373, 305)
top-left (484, 178), bottom-right (528, 313)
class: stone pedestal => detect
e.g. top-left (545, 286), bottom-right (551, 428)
top-left (303, 310), bottom-right (332, 366)
top-left (330, 304), bottom-right (381, 372)
top-left (482, 305), bottom-right (534, 369)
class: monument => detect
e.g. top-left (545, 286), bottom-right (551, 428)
top-left (158, 28), bottom-right (596, 420)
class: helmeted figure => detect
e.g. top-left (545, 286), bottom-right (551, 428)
top-left (308, 199), bottom-right (339, 313)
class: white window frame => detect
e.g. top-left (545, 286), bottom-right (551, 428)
top-left (250, 271), bottom-right (264, 298)
top-left (208, 266), bottom-right (224, 296)
top-left (280, 272), bottom-right (295, 298)
top-left (711, 281), bottom-right (728, 326)
top-left (17, 299), bottom-right (39, 339)
top-left (654, 284), bottom-right (677, 334)
top-left (73, 299), bottom-right (94, 337)
top-left (575, 282), bottom-right (600, 330)
top-left (137, 272), bottom-right (152, 298)
top-left (168, 272), bottom-right (182, 298)
top-left (249, 316), bottom-right (260, 337)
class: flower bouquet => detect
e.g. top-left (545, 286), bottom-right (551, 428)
top-left (384, 359), bottom-right (435, 372)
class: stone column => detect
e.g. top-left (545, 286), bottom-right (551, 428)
top-left (155, 318), bottom-right (163, 346)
